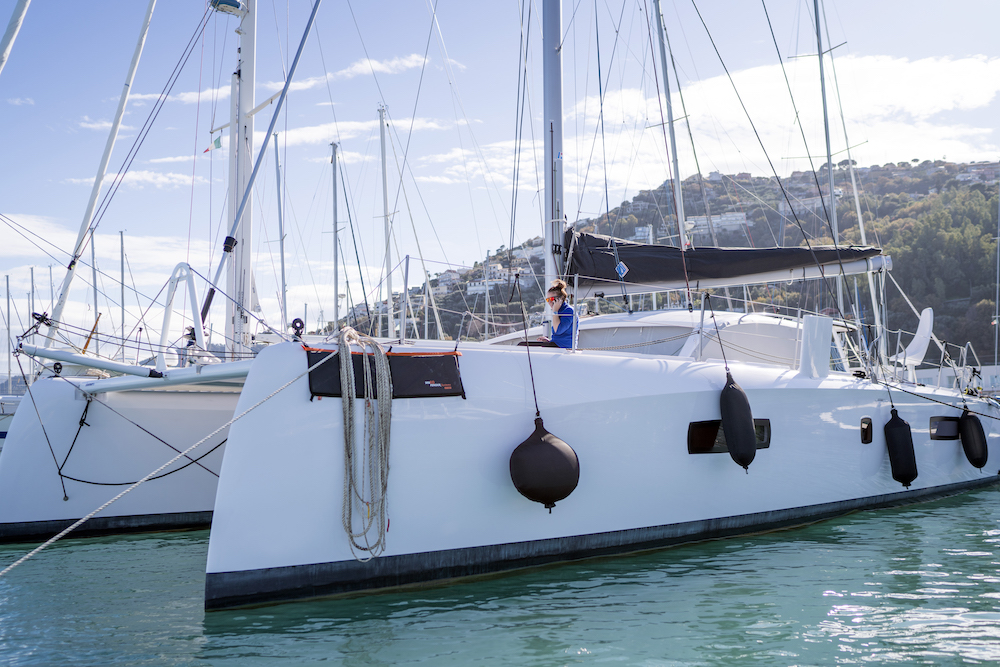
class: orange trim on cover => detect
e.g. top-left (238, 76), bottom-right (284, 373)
top-left (301, 345), bottom-right (461, 357)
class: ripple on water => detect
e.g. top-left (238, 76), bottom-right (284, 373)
top-left (2, 488), bottom-right (1000, 664)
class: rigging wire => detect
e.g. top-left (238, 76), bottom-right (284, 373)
top-left (689, 0), bottom-right (849, 322)
top-left (593, 0), bottom-right (630, 306)
top-left (85, 8), bottom-right (214, 250)
top-left (508, 0), bottom-right (533, 283)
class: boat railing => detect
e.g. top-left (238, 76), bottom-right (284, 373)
top-left (875, 325), bottom-right (987, 392)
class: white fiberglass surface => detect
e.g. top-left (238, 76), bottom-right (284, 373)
top-left (207, 341), bottom-right (998, 574)
top-left (0, 379), bottom-right (238, 523)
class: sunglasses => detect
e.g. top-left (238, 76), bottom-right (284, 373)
top-left (546, 296), bottom-right (561, 303)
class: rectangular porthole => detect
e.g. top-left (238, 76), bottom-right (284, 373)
top-left (688, 419), bottom-right (771, 454)
top-left (929, 416), bottom-right (960, 440)
top-left (861, 417), bottom-right (873, 444)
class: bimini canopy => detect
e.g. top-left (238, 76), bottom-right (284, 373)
top-left (564, 230), bottom-right (889, 295)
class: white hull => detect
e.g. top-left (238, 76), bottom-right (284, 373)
top-left (205, 339), bottom-right (1000, 609)
top-left (0, 379), bottom-right (237, 541)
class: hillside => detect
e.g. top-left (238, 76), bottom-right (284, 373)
top-left (573, 160), bottom-right (999, 364)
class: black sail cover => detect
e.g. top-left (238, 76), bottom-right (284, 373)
top-left (564, 230), bottom-right (882, 287)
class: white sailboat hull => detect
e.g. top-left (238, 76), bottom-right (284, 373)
top-left (205, 340), bottom-right (1000, 609)
top-left (0, 378), bottom-right (237, 540)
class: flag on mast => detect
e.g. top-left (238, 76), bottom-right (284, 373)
top-left (203, 136), bottom-right (222, 153)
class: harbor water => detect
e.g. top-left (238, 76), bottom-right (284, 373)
top-left (4, 486), bottom-right (1000, 665)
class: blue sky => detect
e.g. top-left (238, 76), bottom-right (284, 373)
top-left (1, 0), bottom-right (999, 367)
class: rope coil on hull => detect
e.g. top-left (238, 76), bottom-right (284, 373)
top-left (338, 328), bottom-right (393, 561)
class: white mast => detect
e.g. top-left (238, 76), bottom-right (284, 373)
top-left (274, 133), bottom-right (287, 332)
top-left (200, 0), bottom-right (322, 339)
top-left (542, 0), bottom-right (564, 291)
top-left (225, 0), bottom-right (256, 360)
top-left (813, 0), bottom-right (842, 313)
top-left (46, 0), bottom-right (156, 349)
top-left (120, 231), bottom-right (125, 361)
top-left (0, 0), bottom-right (31, 78)
top-left (331, 142), bottom-right (339, 331)
top-left (91, 235), bottom-right (99, 356)
top-left (821, 14), bottom-right (882, 348)
top-left (5, 275), bottom-right (10, 393)
top-left (379, 105), bottom-right (394, 339)
top-left (651, 0), bottom-right (688, 249)
top-left (484, 251), bottom-right (491, 340)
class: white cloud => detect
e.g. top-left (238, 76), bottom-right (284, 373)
top-left (413, 174), bottom-right (464, 185)
top-left (137, 54), bottom-right (428, 109)
top-left (306, 149), bottom-right (370, 165)
top-left (263, 116), bottom-right (450, 148)
top-left (65, 171), bottom-right (207, 189)
top-left (257, 54), bottom-right (428, 94)
top-left (333, 54), bottom-right (427, 81)
top-left (79, 116), bottom-right (135, 131)
top-left (148, 156), bottom-right (194, 164)
top-left (131, 84), bottom-right (231, 105)
top-left (7, 97), bottom-right (34, 106)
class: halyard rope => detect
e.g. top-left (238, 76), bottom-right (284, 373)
top-left (338, 327), bottom-right (393, 561)
top-left (0, 348), bottom-right (340, 579)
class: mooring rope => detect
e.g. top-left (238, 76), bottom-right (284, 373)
top-left (338, 327), bottom-right (393, 561)
top-left (0, 349), bottom-right (340, 579)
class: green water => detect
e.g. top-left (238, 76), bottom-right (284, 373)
top-left (4, 487), bottom-right (1000, 665)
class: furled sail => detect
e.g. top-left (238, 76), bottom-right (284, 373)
top-left (564, 230), bottom-right (887, 294)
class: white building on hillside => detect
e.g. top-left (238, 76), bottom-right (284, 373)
top-left (685, 212), bottom-right (751, 234)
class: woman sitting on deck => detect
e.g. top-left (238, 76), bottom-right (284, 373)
top-left (538, 279), bottom-right (576, 348)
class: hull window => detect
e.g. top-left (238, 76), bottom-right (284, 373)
top-left (688, 419), bottom-right (771, 454)
top-left (860, 417), bottom-right (873, 444)
top-left (929, 416), bottom-right (960, 440)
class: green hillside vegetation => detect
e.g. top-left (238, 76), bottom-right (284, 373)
top-left (577, 163), bottom-right (999, 364)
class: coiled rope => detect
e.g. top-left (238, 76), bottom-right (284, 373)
top-left (338, 327), bottom-right (393, 561)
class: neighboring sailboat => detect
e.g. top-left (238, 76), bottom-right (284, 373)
top-left (0, 0), bottom-right (318, 541)
top-left (201, 0), bottom-right (1000, 610)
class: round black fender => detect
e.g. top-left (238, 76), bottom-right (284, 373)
top-left (720, 372), bottom-right (756, 470)
top-left (510, 417), bottom-right (579, 511)
top-left (959, 410), bottom-right (988, 469)
top-left (884, 408), bottom-right (917, 487)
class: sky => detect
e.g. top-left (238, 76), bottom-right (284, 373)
top-left (1, 0), bottom-right (999, 373)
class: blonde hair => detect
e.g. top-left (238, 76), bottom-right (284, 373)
top-left (547, 279), bottom-right (568, 300)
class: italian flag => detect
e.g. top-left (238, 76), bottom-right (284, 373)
top-left (203, 136), bottom-right (222, 153)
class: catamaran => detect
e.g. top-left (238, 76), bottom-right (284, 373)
top-left (200, 0), bottom-right (1000, 609)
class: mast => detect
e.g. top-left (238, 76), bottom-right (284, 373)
top-left (331, 142), bottom-right (339, 331)
top-left (199, 0), bottom-right (323, 335)
top-left (484, 251), bottom-right (491, 340)
top-left (813, 0), bottom-right (842, 312)
top-left (225, 0), bottom-right (256, 361)
top-left (6, 275), bottom-right (10, 393)
top-left (651, 0), bottom-right (688, 249)
top-left (120, 230), bottom-right (125, 360)
top-left (46, 0), bottom-right (156, 348)
top-left (542, 0), bottom-right (564, 290)
top-left (0, 0), bottom-right (31, 78)
top-left (995, 183), bottom-right (999, 374)
top-left (91, 234), bottom-right (99, 356)
top-left (274, 133), bottom-right (287, 332)
top-left (379, 105), bottom-right (394, 339)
